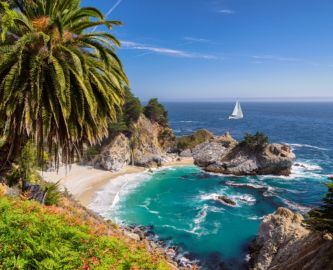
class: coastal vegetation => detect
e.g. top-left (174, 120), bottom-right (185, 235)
top-left (240, 132), bottom-right (269, 151)
top-left (144, 98), bottom-right (168, 127)
top-left (306, 178), bottom-right (333, 233)
top-left (0, 0), bottom-right (127, 169)
top-left (177, 129), bottom-right (214, 152)
top-left (0, 195), bottom-right (170, 270)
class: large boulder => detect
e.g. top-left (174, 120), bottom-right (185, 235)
top-left (95, 133), bottom-right (131, 171)
top-left (193, 133), bottom-right (295, 176)
top-left (131, 115), bottom-right (170, 167)
top-left (176, 129), bottom-right (214, 153)
top-left (250, 207), bottom-right (333, 270)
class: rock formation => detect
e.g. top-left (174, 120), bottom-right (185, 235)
top-left (94, 115), bottom-right (176, 171)
top-left (250, 207), bottom-right (333, 270)
top-left (95, 133), bottom-right (131, 171)
top-left (193, 133), bottom-right (295, 176)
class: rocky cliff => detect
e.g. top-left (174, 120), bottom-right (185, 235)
top-left (249, 207), bottom-right (333, 270)
top-left (193, 133), bottom-right (295, 176)
top-left (95, 115), bottom-right (176, 171)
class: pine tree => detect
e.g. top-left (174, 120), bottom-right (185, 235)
top-left (306, 179), bottom-right (333, 233)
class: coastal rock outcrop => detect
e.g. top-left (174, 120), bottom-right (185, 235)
top-left (131, 115), bottom-right (172, 167)
top-left (94, 115), bottom-right (177, 171)
top-left (250, 207), bottom-right (333, 270)
top-left (193, 133), bottom-right (295, 176)
top-left (95, 133), bottom-right (131, 171)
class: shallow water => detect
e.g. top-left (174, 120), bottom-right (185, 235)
top-left (90, 102), bottom-right (333, 269)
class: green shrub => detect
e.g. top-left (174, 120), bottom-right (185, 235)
top-left (0, 196), bottom-right (171, 270)
top-left (240, 132), bottom-right (269, 151)
top-left (7, 142), bottom-right (41, 187)
top-left (177, 129), bottom-right (214, 151)
top-left (305, 178), bottom-right (333, 233)
top-left (43, 182), bottom-right (61, 206)
top-left (144, 98), bottom-right (168, 127)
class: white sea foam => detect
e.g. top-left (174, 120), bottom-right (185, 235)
top-left (288, 143), bottom-right (329, 151)
top-left (278, 196), bottom-right (312, 213)
top-left (226, 181), bottom-right (267, 190)
top-left (247, 215), bottom-right (264, 220)
top-left (232, 194), bottom-right (256, 205)
top-left (88, 171), bottom-right (151, 218)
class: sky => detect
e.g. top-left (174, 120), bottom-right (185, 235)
top-left (83, 0), bottom-right (333, 101)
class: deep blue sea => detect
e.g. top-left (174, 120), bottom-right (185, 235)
top-left (90, 102), bottom-right (333, 270)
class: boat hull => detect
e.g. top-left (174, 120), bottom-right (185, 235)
top-left (229, 116), bottom-right (243, 120)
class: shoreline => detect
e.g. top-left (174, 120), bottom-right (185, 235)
top-left (42, 157), bottom-right (194, 207)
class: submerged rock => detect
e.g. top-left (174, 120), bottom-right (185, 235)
top-left (193, 133), bottom-right (295, 176)
top-left (217, 195), bottom-right (237, 206)
top-left (250, 207), bottom-right (333, 270)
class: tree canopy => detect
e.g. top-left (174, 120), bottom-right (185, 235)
top-left (306, 179), bottom-right (333, 233)
top-left (0, 0), bottom-right (127, 167)
top-left (144, 98), bottom-right (168, 127)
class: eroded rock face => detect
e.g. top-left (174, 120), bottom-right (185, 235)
top-left (250, 207), bottom-right (333, 270)
top-left (131, 115), bottom-right (170, 167)
top-left (193, 133), bottom-right (295, 176)
top-left (95, 133), bottom-right (131, 171)
top-left (95, 115), bottom-right (176, 170)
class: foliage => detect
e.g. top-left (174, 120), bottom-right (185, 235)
top-left (240, 132), bottom-right (269, 151)
top-left (177, 129), bottom-right (214, 151)
top-left (144, 98), bottom-right (168, 127)
top-left (306, 179), bottom-right (333, 233)
top-left (0, 0), bottom-right (127, 167)
top-left (43, 181), bottom-right (61, 206)
top-left (7, 142), bottom-right (41, 186)
top-left (0, 196), bottom-right (171, 270)
top-left (84, 145), bottom-right (101, 161)
top-left (123, 87), bottom-right (143, 127)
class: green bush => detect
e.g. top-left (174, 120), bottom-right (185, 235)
top-left (7, 142), bottom-right (41, 186)
top-left (305, 179), bottom-right (333, 233)
top-left (43, 182), bottom-right (61, 206)
top-left (240, 132), bottom-right (269, 151)
top-left (0, 196), bottom-right (171, 270)
top-left (177, 129), bottom-right (214, 151)
top-left (144, 98), bottom-right (168, 127)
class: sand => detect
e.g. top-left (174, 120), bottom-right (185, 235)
top-left (42, 158), bottom-right (194, 207)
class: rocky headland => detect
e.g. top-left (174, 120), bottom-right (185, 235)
top-left (249, 207), bottom-right (333, 270)
top-left (192, 133), bottom-right (295, 176)
top-left (92, 116), bottom-right (295, 177)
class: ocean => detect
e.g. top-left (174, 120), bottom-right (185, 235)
top-left (90, 102), bottom-right (333, 270)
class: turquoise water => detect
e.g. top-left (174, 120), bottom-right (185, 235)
top-left (91, 102), bottom-right (333, 269)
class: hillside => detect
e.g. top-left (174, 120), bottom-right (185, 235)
top-left (0, 190), bottom-right (172, 270)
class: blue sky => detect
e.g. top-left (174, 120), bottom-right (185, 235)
top-left (83, 0), bottom-right (333, 101)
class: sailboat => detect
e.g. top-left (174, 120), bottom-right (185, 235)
top-left (229, 100), bottom-right (244, 120)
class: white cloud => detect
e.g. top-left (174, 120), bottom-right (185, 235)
top-left (251, 55), bottom-right (300, 62)
top-left (183, 37), bottom-right (212, 43)
top-left (218, 9), bottom-right (234, 14)
top-left (120, 40), bottom-right (219, 60)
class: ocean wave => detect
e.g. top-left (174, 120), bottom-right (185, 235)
top-left (247, 215), bottom-right (264, 220)
top-left (231, 194), bottom-right (256, 205)
top-left (278, 196), bottom-right (312, 213)
top-left (288, 143), bottom-right (329, 151)
top-left (226, 181), bottom-right (267, 190)
top-left (88, 172), bottom-right (151, 218)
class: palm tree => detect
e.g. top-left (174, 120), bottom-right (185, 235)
top-left (0, 0), bottom-right (128, 168)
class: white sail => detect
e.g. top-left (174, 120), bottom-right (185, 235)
top-left (229, 101), bottom-right (244, 119)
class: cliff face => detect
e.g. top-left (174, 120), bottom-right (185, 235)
top-left (95, 115), bottom-right (176, 171)
top-left (250, 207), bottom-right (333, 270)
top-left (193, 133), bottom-right (295, 176)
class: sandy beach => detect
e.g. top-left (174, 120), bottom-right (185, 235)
top-left (42, 158), bottom-right (194, 207)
